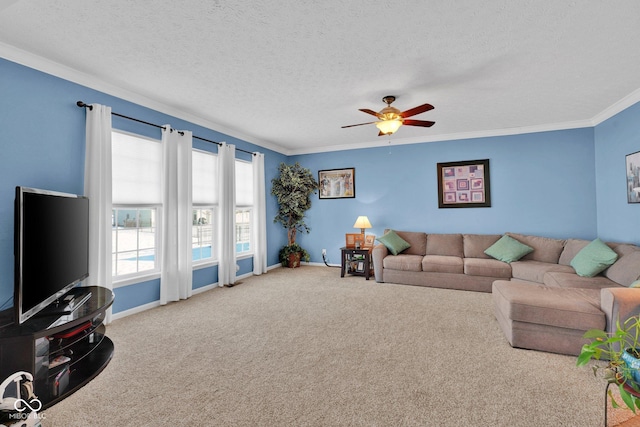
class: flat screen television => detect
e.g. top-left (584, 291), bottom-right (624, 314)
top-left (14, 186), bottom-right (90, 324)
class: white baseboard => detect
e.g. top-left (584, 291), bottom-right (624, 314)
top-left (112, 263), bottom-right (283, 320)
top-left (111, 300), bottom-right (161, 321)
top-left (192, 283), bottom-right (218, 295)
top-left (307, 261), bottom-right (340, 268)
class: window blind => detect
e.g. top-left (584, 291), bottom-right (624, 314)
top-left (112, 131), bottom-right (162, 204)
top-left (192, 149), bottom-right (218, 204)
top-left (235, 159), bottom-right (253, 207)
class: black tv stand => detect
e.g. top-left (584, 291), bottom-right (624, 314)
top-left (0, 286), bottom-right (114, 409)
top-left (35, 287), bottom-right (93, 317)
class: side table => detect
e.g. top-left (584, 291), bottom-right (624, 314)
top-left (340, 246), bottom-right (373, 280)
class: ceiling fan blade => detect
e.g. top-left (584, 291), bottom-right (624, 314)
top-left (341, 121), bottom-right (377, 129)
top-left (403, 119), bottom-right (435, 127)
top-left (359, 108), bottom-right (382, 118)
top-left (400, 103), bottom-right (434, 118)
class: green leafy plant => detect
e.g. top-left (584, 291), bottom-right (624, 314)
top-left (271, 162), bottom-right (318, 267)
top-left (577, 316), bottom-right (640, 412)
top-left (278, 243), bottom-right (311, 267)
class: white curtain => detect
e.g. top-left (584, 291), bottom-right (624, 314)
top-left (83, 104), bottom-right (113, 324)
top-left (218, 142), bottom-right (236, 286)
top-left (160, 126), bottom-right (193, 304)
top-left (252, 153), bottom-right (267, 275)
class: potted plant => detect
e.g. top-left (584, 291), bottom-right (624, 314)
top-left (271, 162), bottom-right (318, 268)
top-left (577, 315), bottom-right (640, 412)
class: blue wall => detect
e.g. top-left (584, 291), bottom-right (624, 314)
top-left (0, 58), bottom-right (287, 314)
top-left (294, 127), bottom-right (600, 264)
top-left (594, 101), bottom-right (640, 244)
top-left (2, 55), bottom-right (639, 317)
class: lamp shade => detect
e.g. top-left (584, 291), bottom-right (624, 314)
top-left (353, 216), bottom-right (372, 230)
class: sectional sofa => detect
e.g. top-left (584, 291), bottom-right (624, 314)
top-left (372, 230), bottom-right (640, 356)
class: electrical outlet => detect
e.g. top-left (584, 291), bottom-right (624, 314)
top-left (322, 248), bottom-right (327, 256)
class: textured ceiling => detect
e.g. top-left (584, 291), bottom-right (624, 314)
top-left (1, 1), bottom-right (640, 154)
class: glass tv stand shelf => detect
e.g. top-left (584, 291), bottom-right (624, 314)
top-left (0, 286), bottom-right (114, 409)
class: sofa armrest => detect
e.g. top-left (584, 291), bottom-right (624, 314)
top-left (372, 244), bottom-right (388, 283)
top-left (600, 287), bottom-right (640, 334)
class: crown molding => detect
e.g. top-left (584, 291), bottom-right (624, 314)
top-left (289, 119), bottom-right (595, 155)
top-left (2, 42), bottom-right (638, 158)
top-left (590, 86), bottom-right (640, 126)
top-left (0, 43), bottom-right (290, 156)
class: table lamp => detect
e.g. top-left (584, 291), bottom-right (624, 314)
top-left (353, 216), bottom-right (372, 249)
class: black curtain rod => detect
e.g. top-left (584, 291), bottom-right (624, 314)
top-left (77, 101), bottom-right (256, 156)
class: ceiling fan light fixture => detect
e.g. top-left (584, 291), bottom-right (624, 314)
top-left (376, 119), bottom-right (402, 135)
top-left (342, 95), bottom-right (434, 136)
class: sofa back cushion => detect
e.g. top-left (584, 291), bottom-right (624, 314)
top-left (484, 235), bottom-right (534, 263)
top-left (559, 239), bottom-right (590, 265)
top-left (570, 238), bottom-right (619, 277)
top-left (611, 243), bottom-right (640, 258)
top-left (463, 234), bottom-right (502, 259)
top-left (604, 246), bottom-right (640, 286)
top-left (559, 239), bottom-right (625, 266)
top-left (506, 232), bottom-right (566, 264)
top-left (384, 230), bottom-right (427, 256)
top-left (426, 234), bottom-right (464, 258)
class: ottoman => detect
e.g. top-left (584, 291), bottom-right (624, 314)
top-left (492, 280), bottom-right (606, 356)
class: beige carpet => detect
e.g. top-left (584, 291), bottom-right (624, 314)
top-left (42, 266), bottom-right (633, 426)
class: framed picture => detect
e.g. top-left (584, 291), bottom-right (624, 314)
top-left (345, 233), bottom-right (364, 248)
top-left (363, 234), bottom-right (376, 249)
top-left (319, 168), bottom-right (355, 199)
top-left (626, 151), bottom-right (640, 203)
top-left (437, 159), bottom-right (491, 208)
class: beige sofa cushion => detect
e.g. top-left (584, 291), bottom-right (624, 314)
top-left (611, 243), bottom-right (640, 257)
top-left (387, 230), bottom-right (427, 256)
top-left (463, 234), bottom-right (502, 259)
top-left (422, 255), bottom-right (464, 274)
top-left (604, 249), bottom-right (640, 286)
top-left (510, 260), bottom-right (575, 283)
top-left (543, 271), bottom-right (621, 289)
top-left (426, 234), bottom-right (464, 257)
top-left (383, 254), bottom-right (423, 272)
top-left (559, 239), bottom-right (590, 265)
top-left (506, 232), bottom-right (566, 264)
top-left (492, 281), bottom-right (605, 331)
top-left (560, 241), bottom-right (640, 285)
top-left (464, 258), bottom-right (511, 278)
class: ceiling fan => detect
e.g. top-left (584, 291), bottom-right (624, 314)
top-left (342, 96), bottom-right (435, 136)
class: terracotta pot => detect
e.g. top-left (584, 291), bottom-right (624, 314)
top-left (287, 252), bottom-right (301, 268)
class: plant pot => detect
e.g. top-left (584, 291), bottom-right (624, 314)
top-left (621, 348), bottom-right (640, 384)
top-left (287, 252), bottom-right (301, 268)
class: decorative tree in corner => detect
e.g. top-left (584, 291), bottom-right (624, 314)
top-left (271, 162), bottom-right (318, 267)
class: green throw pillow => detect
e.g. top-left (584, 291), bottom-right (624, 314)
top-left (377, 230), bottom-right (411, 256)
top-left (484, 235), bottom-right (534, 263)
top-left (630, 279), bottom-right (640, 288)
top-left (570, 238), bottom-right (618, 277)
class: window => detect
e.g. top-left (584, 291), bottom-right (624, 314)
top-left (111, 131), bottom-right (162, 280)
top-left (193, 207), bottom-right (216, 262)
top-left (192, 149), bottom-right (218, 264)
top-left (235, 159), bottom-right (253, 255)
top-left (112, 207), bottom-right (158, 276)
top-left (235, 208), bottom-right (251, 253)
